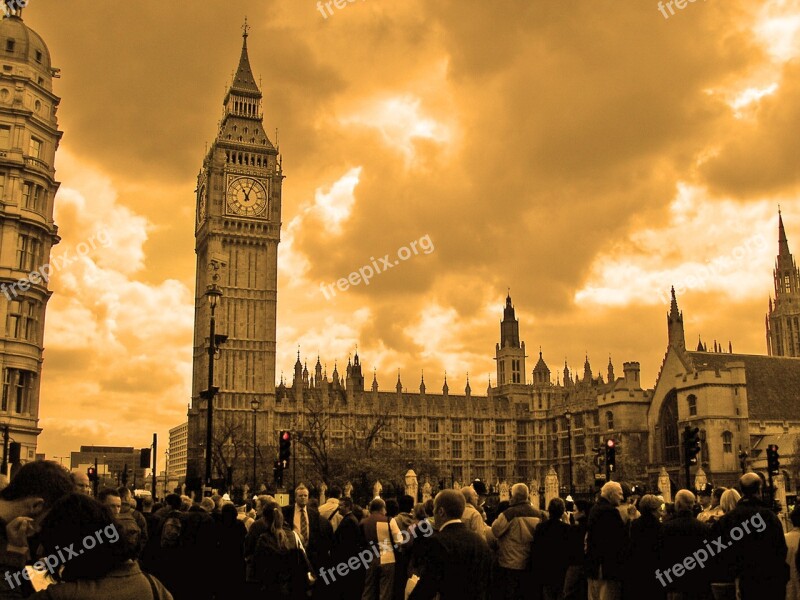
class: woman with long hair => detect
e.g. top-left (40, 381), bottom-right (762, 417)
top-left (252, 500), bottom-right (310, 598)
top-left (708, 488), bottom-right (742, 600)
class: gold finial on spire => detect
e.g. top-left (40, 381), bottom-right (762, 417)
top-left (242, 16), bottom-right (250, 39)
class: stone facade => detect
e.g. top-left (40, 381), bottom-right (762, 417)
top-left (0, 12), bottom-right (62, 463)
top-left (186, 26), bottom-right (282, 488)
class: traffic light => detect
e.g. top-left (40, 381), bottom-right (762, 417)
top-left (279, 430), bottom-right (291, 469)
top-left (87, 466), bottom-right (97, 482)
top-left (767, 444), bottom-right (780, 475)
top-left (140, 448), bottom-right (152, 469)
top-left (683, 426), bottom-right (701, 466)
top-left (605, 439), bottom-right (616, 473)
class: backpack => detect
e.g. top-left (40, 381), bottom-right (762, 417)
top-left (160, 511), bottom-right (183, 548)
top-left (116, 510), bottom-right (142, 554)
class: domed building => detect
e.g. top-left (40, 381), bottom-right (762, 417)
top-left (0, 10), bottom-right (63, 471)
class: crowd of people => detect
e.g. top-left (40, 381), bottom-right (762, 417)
top-left (0, 461), bottom-right (799, 599)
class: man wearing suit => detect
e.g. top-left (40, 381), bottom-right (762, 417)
top-left (330, 496), bottom-right (365, 599)
top-left (409, 489), bottom-right (492, 600)
top-left (283, 484), bottom-right (333, 577)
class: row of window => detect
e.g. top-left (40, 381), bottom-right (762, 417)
top-left (0, 175), bottom-right (50, 213)
top-left (5, 39), bottom-right (44, 63)
top-left (6, 298), bottom-right (41, 343)
top-left (1, 368), bottom-right (35, 414)
top-left (0, 126), bottom-right (43, 158)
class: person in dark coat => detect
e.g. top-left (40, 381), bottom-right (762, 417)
top-left (283, 484), bottom-right (332, 575)
top-left (624, 494), bottom-right (665, 600)
top-left (329, 496), bottom-right (365, 599)
top-left (586, 482), bottom-right (627, 600)
top-left (563, 500), bottom-right (589, 600)
top-left (658, 489), bottom-right (712, 600)
top-left (531, 497), bottom-right (571, 600)
top-left (254, 500), bottom-right (310, 599)
top-left (717, 473), bottom-right (788, 600)
top-left (409, 490), bottom-right (492, 600)
top-left (213, 503), bottom-right (247, 599)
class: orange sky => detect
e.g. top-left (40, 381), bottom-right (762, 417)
top-left (22, 0), bottom-right (800, 463)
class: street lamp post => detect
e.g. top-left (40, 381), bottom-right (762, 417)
top-left (251, 398), bottom-right (260, 492)
top-left (164, 449), bottom-right (169, 499)
top-left (564, 410), bottom-right (574, 496)
top-left (203, 284), bottom-right (223, 489)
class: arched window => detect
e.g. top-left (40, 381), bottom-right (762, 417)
top-left (660, 390), bottom-right (680, 464)
top-left (605, 411), bottom-right (614, 430)
top-left (722, 431), bottom-right (733, 453)
top-left (687, 394), bottom-right (697, 417)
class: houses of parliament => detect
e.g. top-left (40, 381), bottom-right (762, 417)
top-left (185, 26), bottom-right (800, 493)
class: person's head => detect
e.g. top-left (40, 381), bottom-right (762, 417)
top-left (423, 498), bottom-right (435, 517)
top-left (220, 502), bottom-right (238, 525)
top-left (413, 502), bottom-right (427, 521)
top-left (117, 487), bottom-right (134, 509)
top-left (600, 482), bottom-right (623, 507)
top-left (295, 484), bottom-right (309, 508)
top-left (71, 471), bottom-right (92, 496)
top-left (740, 473), bottom-right (761, 498)
top-left (98, 488), bottom-right (121, 515)
top-left (461, 486), bottom-right (478, 507)
top-left (141, 495), bottom-right (154, 512)
top-left (510, 483), bottom-right (529, 506)
top-left (256, 495), bottom-right (274, 516)
top-left (398, 494), bottom-right (415, 513)
top-left (164, 493), bottom-right (182, 511)
top-left (790, 505), bottom-right (800, 528)
top-left (720, 489), bottom-right (741, 513)
top-left (38, 493), bottom-right (125, 583)
top-left (711, 487), bottom-right (725, 508)
top-left (339, 496), bottom-right (354, 515)
top-left (697, 484), bottom-right (712, 508)
top-left (385, 498), bottom-right (400, 518)
top-left (471, 479), bottom-right (487, 499)
top-left (674, 489), bottom-right (695, 514)
top-left (328, 486), bottom-right (342, 500)
top-left (547, 498), bottom-right (565, 522)
top-left (574, 500), bottom-right (590, 518)
top-left (369, 498), bottom-right (386, 515)
top-left (0, 461), bottom-right (75, 525)
top-left (200, 497), bottom-right (215, 513)
top-left (638, 494), bottom-right (662, 519)
top-left (180, 495), bottom-right (192, 511)
top-left (433, 489), bottom-right (466, 528)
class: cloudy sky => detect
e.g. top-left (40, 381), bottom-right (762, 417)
top-left (22, 0), bottom-right (800, 461)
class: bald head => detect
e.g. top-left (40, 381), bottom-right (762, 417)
top-left (510, 483), bottom-right (529, 505)
top-left (740, 472), bottom-right (761, 497)
top-left (434, 489), bottom-right (466, 522)
top-left (600, 482), bottom-right (623, 506)
top-left (461, 486), bottom-right (478, 507)
top-left (674, 490), bottom-right (695, 513)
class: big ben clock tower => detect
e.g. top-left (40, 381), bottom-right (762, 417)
top-left (186, 23), bottom-right (282, 491)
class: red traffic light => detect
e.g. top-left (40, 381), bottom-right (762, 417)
top-left (282, 431), bottom-right (291, 441)
top-left (607, 439), bottom-right (615, 448)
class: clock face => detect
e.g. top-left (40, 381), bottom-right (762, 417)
top-left (226, 177), bottom-right (267, 217)
top-left (197, 184), bottom-right (207, 223)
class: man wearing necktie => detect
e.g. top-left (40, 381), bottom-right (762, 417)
top-left (283, 483), bottom-right (334, 595)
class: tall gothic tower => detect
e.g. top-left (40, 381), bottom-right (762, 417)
top-left (0, 11), bottom-right (61, 466)
top-left (186, 24), bottom-right (282, 488)
top-left (767, 210), bottom-right (800, 356)
top-left (495, 293), bottom-right (526, 385)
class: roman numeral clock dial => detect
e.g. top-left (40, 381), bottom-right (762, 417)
top-left (226, 176), bottom-right (268, 217)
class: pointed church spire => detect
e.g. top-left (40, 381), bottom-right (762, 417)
top-left (779, 207), bottom-right (791, 258)
top-left (228, 18), bottom-right (261, 97)
top-left (667, 286), bottom-right (686, 351)
top-left (465, 372), bottom-right (471, 396)
top-left (396, 369), bottom-right (402, 393)
top-left (607, 355), bottom-right (615, 382)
